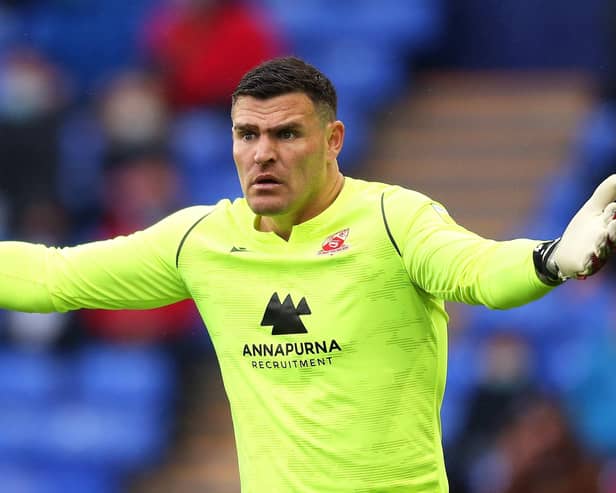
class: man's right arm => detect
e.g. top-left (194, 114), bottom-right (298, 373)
top-left (0, 206), bottom-right (212, 313)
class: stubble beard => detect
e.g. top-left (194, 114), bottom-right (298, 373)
top-left (247, 193), bottom-right (290, 218)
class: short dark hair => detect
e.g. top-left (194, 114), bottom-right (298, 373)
top-left (232, 56), bottom-right (337, 121)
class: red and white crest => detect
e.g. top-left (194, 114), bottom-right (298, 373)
top-left (318, 228), bottom-right (350, 255)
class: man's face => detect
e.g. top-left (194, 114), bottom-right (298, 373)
top-left (232, 92), bottom-right (342, 221)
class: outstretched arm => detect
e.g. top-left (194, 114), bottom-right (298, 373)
top-left (384, 175), bottom-right (616, 309)
top-left (0, 206), bottom-right (211, 313)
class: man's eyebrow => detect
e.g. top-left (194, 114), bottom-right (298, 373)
top-left (232, 123), bottom-right (258, 132)
top-left (233, 120), bottom-right (305, 133)
top-left (272, 121), bottom-right (303, 130)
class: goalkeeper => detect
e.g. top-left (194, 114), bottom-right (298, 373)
top-left (0, 56), bottom-right (615, 492)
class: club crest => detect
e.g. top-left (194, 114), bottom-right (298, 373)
top-left (318, 228), bottom-right (350, 255)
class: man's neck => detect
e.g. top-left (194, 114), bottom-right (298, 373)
top-left (257, 173), bottom-right (344, 241)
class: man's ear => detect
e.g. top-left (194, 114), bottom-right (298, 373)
top-left (327, 120), bottom-right (345, 158)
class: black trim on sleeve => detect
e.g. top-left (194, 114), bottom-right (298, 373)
top-left (380, 192), bottom-right (402, 257)
top-left (175, 211), bottom-right (213, 268)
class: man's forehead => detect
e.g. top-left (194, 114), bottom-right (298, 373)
top-left (232, 93), bottom-right (318, 127)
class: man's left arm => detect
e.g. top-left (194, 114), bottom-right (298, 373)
top-left (402, 212), bottom-right (550, 309)
top-left (390, 175), bottom-right (616, 309)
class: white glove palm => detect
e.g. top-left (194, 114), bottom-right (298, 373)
top-left (548, 174), bottom-right (616, 280)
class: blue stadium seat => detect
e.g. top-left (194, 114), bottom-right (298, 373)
top-left (544, 339), bottom-right (594, 395)
top-left (0, 400), bottom-right (168, 470)
top-left (0, 405), bottom-right (46, 461)
top-left (41, 402), bottom-right (168, 471)
top-left (267, 2), bottom-right (338, 53)
top-left (0, 345), bottom-right (172, 484)
top-left (268, 0), bottom-right (442, 58)
top-left (308, 41), bottom-right (407, 113)
top-left (332, 0), bottom-right (443, 55)
top-left (575, 103), bottom-right (616, 168)
top-left (22, 0), bottom-right (152, 94)
top-left (171, 110), bottom-right (242, 204)
top-left (0, 461), bottom-right (119, 493)
top-left (0, 349), bottom-right (66, 406)
top-left (73, 344), bottom-right (176, 415)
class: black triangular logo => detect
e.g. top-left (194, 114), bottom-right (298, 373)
top-left (260, 292), bottom-right (311, 335)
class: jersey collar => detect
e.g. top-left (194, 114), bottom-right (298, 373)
top-left (239, 176), bottom-right (354, 247)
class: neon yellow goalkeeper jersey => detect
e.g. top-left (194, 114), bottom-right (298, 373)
top-left (0, 177), bottom-right (552, 492)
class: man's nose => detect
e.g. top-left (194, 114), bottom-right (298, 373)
top-left (254, 136), bottom-right (276, 165)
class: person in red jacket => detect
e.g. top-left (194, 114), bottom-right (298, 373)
top-left (141, 0), bottom-right (285, 109)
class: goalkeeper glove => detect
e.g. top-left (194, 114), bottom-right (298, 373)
top-left (534, 174), bottom-right (616, 284)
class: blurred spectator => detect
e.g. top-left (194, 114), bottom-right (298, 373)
top-left (78, 148), bottom-right (200, 343)
top-left (446, 332), bottom-right (538, 493)
top-left (99, 148), bottom-right (182, 237)
top-left (461, 396), bottom-right (600, 493)
top-left (141, 0), bottom-right (284, 109)
top-left (0, 48), bottom-right (69, 235)
top-left (99, 71), bottom-right (169, 152)
top-left (447, 331), bottom-right (603, 493)
top-left (500, 397), bottom-right (600, 493)
top-left (58, 70), bottom-right (171, 232)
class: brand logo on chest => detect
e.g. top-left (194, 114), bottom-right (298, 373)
top-left (242, 292), bottom-right (343, 371)
top-left (260, 292), bottom-right (311, 335)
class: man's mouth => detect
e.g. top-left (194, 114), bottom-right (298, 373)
top-left (253, 175), bottom-right (282, 189)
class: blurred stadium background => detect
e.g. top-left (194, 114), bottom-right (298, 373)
top-left (0, 0), bottom-right (615, 491)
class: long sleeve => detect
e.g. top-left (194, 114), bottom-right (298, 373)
top-left (0, 206), bottom-right (212, 313)
top-left (384, 187), bottom-right (552, 309)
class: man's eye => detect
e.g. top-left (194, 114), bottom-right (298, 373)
top-left (241, 132), bottom-right (256, 141)
top-left (279, 130), bottom-right (296, 140)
